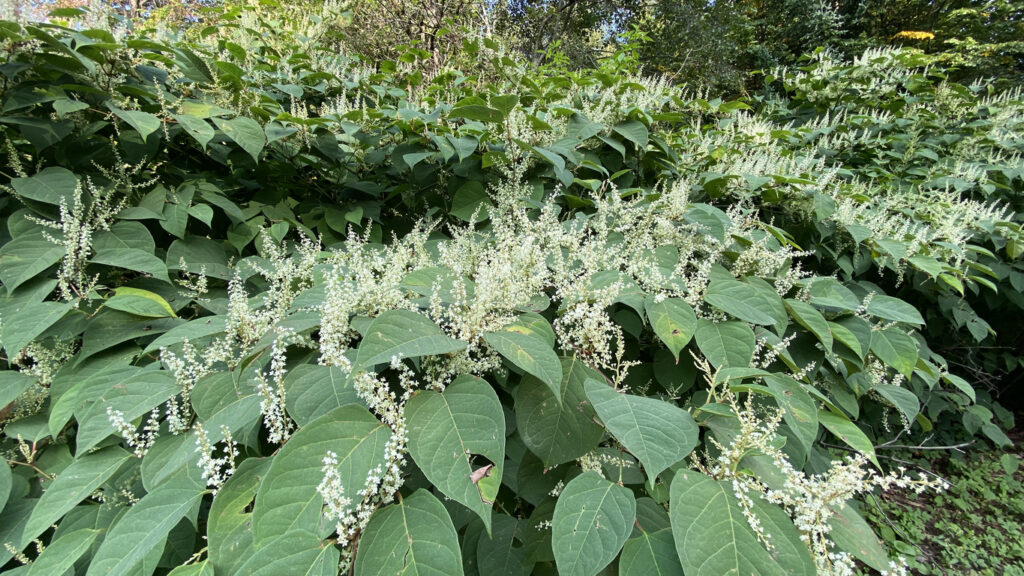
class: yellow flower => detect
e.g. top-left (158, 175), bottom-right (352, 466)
top-left (894, 31), bottom-right (936, 41)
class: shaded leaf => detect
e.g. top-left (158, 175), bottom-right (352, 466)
top-left (354, 489), bottom-right (464, 576)
top-left (355, 310), bottom-right (466, 369)
top-left (585, 379), bottom-right (697, 482)
top-left (407, 376), bottom-right (505, 531)
top-left (552, 472), bottom-right (635, 576)
top-left (644, 296), bottom-right (697, 360)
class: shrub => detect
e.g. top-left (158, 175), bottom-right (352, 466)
top-left (0, 6), bottom-right (1019, 576)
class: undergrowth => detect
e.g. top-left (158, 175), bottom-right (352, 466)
top-left (864, 439), bottom-right (1024, 575)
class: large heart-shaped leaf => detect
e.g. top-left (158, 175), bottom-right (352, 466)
top-left (670, 470), bottom-right (814, 576)
top-left (85, 466), bottom-right (206, 576)
top-left (869, 327), bottom-right (918, 378)
top-left (552, 472), bottom-right (636, 576)
top-left (355, 310), bottom-right (467, 369)
top-left (406, 375), bottom-right (505, 531)
top-left (24, 446), bottom-right (132, 542)
top-left (483, 330), bottom-right (561, 400)
top-left (252, 405), bottom-right (390, 546)
top-left (694, 319), bottom-right (756, 369)
top-left (354, 489), bottom-right (464, 576)
top-left (207, 458), bottom-right (271, 575)
top-left (704, 280), bottom-right (777, 325)
top-left (11, 166), bottom-right (78, 206)
top-left (516, 357), bottom-right (604, 467)
top-left (585, 379), bottom-right (698, 482)
top-left (213, 116), bottom-right (265, 162)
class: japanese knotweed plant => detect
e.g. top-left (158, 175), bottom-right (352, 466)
top-left (2, 174), bottom-right (955, 575)
top-left (0, 9), bottom-right (1018, 576)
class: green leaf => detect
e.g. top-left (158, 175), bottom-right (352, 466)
top-left (613, 120), bottom-right (649, 148)
top-left (74, 369), bottom-right (179, 456)
top-left (516, 356), bottom-right (604, 467)
top-left (103, 286), bottom-right (177, 318)
top-left (620, 528), bottom-right (684, 576)
top-left (864, 295), bottom-right (924, 325)
top-left (26, 529), bottom-right (102, 576)
top-left (477, 513), bottom-right (529, 576)
top-left (403, 151), bottom-right (434, 169)
top-left (785, 299), bottom-right (832, 352)
top-left (501, 313), bottom-right (556, 348)
top-left (704, 280), bottom-right (776, 325)
top-left (167, 561), bottom-right (214, 576)
top-left (407, 376), bottom-right (504, 530)
top-left (354, 489), bottom-right (464, 576)
top-left (0, 498), bottom-right (36, 566)
top-left (448, 135), bottom-right (479, 161)
top-left (552, 472), bottom-right (635, 576)
top-left (828, 504), bottom-right (890, 572)
top-left (807, 278), bottom-right (860, 311)
top-left (763, 374), bottom-right (818, 458)
top-left (873, 384), bottom-right (920, 424)
top-left (584, 379), bottom-right (697, 482)
top-left (745, 277), bottom-right (790, 334)
top-left (284, 364), bottom-right (360, 427)
top-left (142, 316), bottom-right (226, 355)
top-left (0, 116), bottom-right (73, 151)
top-left (644, 296), bottom-right (697, 360)
top-left (694, 319), bottom-right (756, 369)
top-left (670, 470), bottom-right (815, 576)
top-left (11, 166), bottom-right (78, 206)
top-left (0, 293), bottom-right (70, 359)
top-left (834, 316), bottom-right (872, 359)
top-left (90, 247), bottom-right (171, 283)
top-left (53, 98), bottom-right (90, 116)
top-left (869, 327), bottom-right (918, 378)
top-left (208, 458), bottom-right (271, 575)
top-left (189, 203), bottom-right (214, 227)
top-left (490, 95), bottom-right (520, 116)
top-left (106, 102), bottom-right (161, 139)
top-left (213, 116), bottom-right (266, 162)
top-left (483, 330), bottom-right (561, 400)
top-left (818, 410), bottom-right (879, 467)
top-left (0, 371), bottom-right (36, 413)
top-left (161, 189), bottom-right (192, 239)
top-left (167, 237), bottom-right (231, 279)
top-left (0, 232), bottom-right (64, 294)
top-left (942, 373), bottom-right (976, 403)
top-left (49, 358), bottom-right (137, 437)
top-left (174, 113), bottom-right (215, 149)
top-left (23, 447), bottom-right (131, 542)
top-left (252, 404), bottom-right (390, 546)
top-left (0, 455), bottom-right (10, 506)
top-left (450, 104), bottom-right (504, 123)
top-left (827, 321), bottom-right (863, 359)
top-left (234, 529), bottom-right (338, 576)
top-left (451, 181), bottom-right (491, 222)
top-left (355, 310), bottom-right (467, 369)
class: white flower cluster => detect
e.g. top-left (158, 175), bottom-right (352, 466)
top-left (577, 452), bottom-right (605, 476)
top-left (254, 329), bottom-right (298, 445)
top-left (316, 451), bottom-right (352, 524)
top-left (4, 340), bottom-right (75, 423)
top-left (107, 407), bottom-right (160, 458)
top-left (321, 365), bottom-right (412, 572)
top-left (160, 339), bottom-right (212, 434)
top-left (548, 480), bottom-right (565, 498)
top-left (701, 387), bottom-right (948, 576)
top-left (194, 423), bottom-right (238, 495)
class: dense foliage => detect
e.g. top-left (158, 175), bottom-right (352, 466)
top-left (0, 3), bottom-right (1021, 576)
